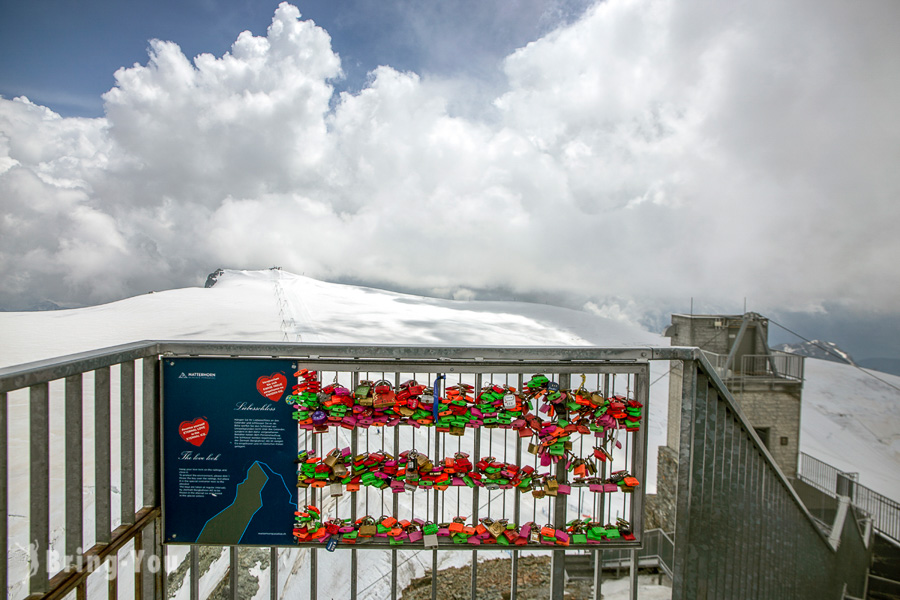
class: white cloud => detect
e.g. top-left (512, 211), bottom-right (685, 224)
top-left (1, 0), bottom-right (899, 314)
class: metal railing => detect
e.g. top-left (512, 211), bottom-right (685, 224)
top-left (593, 528), bottom-right (674, 578)
top-left (1, 342), bottom-right (666, 600)
top-left (671, 356), bottom-right (871, 599)
top-left (740, 351), bottom-right (805, 382)
top-left (1, 342), bottom-right (872, 600)
top-left (799, 452), bottom-right (900, 543)
top-left (700, 350), bottom-right (804, 382)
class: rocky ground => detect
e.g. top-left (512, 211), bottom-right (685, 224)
top-left (400, 555), bottom-right (600, 600)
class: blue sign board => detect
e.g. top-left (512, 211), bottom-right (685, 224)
top-left (162, 357), bottom-right (297, 545)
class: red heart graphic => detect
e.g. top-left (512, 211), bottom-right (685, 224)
top-left (257, 373), bottom-right (287, 401)
top-left (179, 418), bottom-right (209, 447)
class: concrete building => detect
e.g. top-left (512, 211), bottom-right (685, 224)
top-left (647, 312), bottom-right (805, 531)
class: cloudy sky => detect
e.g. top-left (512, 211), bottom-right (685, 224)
top-left (1, 0), bottom-right (899, 352)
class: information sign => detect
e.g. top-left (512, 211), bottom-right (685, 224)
top-left (162, 358), bottom-right (297, 545)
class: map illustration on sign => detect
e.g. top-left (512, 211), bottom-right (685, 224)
top-left (163, 358), bottom-right (297, 545)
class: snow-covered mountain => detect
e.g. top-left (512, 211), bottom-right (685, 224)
top-left (2, 269), bottom-right (899, 599)
top-left (774, 340), bottom-right (857, 365)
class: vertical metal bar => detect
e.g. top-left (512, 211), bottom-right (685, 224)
top-left (722, 409), bottom-right (736, 599)
top-left (30, 382), bottom-right (50, 595)
top-left (431, 376), bottom-right (441, 600)
top-left (270, 547), bottom-right (278, 600)
top-left (108, 552), bottom-right (118, 600)
top-left (692, 373), bottom-right (714, 599)
top-left (391, 370), bottom-right (400, 600)
top-left (95, 367), bottom-right (112, 545)
top-left (350, 372), bottom-right (358, 600)
top-left (190, 545), bottom-right (199, 600)
top-left (66, 374), bottom-right (84, 558)
top-left (230, 546), bottom-right (238, 600)
top-left (593, 549), bottom-right (602, 600)
top-left (140, 523), bottom-right (157, 599)
top-left (709, 383), bottom-right (726, 599)
top-left (748, 444), bottom-right (761, 598)
top-left (121, 361), bottom-right (136, 525)
top-left (0, 391), bottom-right (6, 598)
top-left (628, 549), bottom-right (638, 600)
top-left (549, 373), bottom-right (569, 600)
top-left (311, 547), bottom-right (317, 600)
top-left (630, 364), bottom-right (650, 542)
top-left (471, 373), bottom-right (482, 600)
top-left (143, 357), bottom-right (160, 508)
top-left (160, 528), bottom-right (168, 600)
top-left (511, 374), bottom-right (523, 600)
top-left (133, 531), bottom-right (142, 600)
top-left (671, 361), bottom-right (697, 600)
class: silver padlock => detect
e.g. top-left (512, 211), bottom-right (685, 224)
top-left (330, 482), bottom-right (343, 497)
top-left (503, 393), bottom-right (517, 410)
top-left (423, 532), bottom-right (439, 548)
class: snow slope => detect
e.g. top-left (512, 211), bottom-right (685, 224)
top-left (0, 269), bottom-right (665, 364)
top-left (800, 359), bottom-right (900, 499)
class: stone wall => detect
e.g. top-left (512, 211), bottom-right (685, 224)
top-left (731, 386), bottom-right (802, 478)
top-left (644, 445), bottom-right (679, 532)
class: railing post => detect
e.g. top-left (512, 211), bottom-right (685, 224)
top-left (66, 374), bottom-right (84, 559)
top-left (142, 357), bottom-right (161, 599)
top-left (95, 367), bottom-right (112, 545)
top-left (121, 361), bottom-right (136, 526)
top-left (30, 382), bottom-right (50, 595)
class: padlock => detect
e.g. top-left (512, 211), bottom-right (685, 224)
top-left (423, 522), bottom-right (439, 547)
top-left (572, 459), bottom-right (587, 478)
top-left (527, 442), bottom-right (539, 455)
top-left (503, 393), bottom-right (517, 410)
top-left (489, 519), bottom-right (507, 538)
top-left (325, 536), bottom-right (338, 552)
top-left (323, 448), bottom-right (341, 468)
top-left (359, 518), bottom-right (377, 536)
top-left (406, 453), bottom-right (420, 482)
top-left (329, 482), bottom-right (343, 497)
top-left (332, 462), bottom-right (348, 478)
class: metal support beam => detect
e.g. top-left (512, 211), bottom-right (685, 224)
top-left (722, 317), bottom-right (750, 375)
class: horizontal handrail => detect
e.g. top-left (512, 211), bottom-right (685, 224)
top-left (1, 341), bottom-right (702, 393)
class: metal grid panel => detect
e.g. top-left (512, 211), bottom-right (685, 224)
top-left (671, 358), bottom-right (872, 600)
top-left (292, 364), bottom-right (648, 557)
